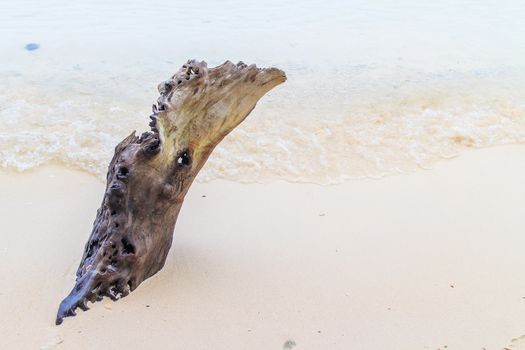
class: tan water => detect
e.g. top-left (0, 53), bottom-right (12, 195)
top-left (1, 0), bottom-right (525, 183)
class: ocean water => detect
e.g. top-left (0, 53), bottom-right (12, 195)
top-left (1, 0), bottom-right (524, 183)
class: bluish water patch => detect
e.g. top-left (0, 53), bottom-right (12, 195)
top-left (24, 43), bottom-right (39, 51)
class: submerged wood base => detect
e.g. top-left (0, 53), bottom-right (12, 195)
top-left (56, 60), bottom-right (286, 325)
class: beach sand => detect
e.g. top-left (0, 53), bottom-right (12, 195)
top-left (1, 145), bottom-right (524, 350)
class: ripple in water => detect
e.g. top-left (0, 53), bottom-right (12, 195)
top-left (1, 77), bottom-right (524, 184)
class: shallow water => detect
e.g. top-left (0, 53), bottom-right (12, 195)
top-left (1, 0), bottom-right (525, 183)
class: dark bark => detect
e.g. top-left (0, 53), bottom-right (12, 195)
top-left (56, 60), bottom-right (286, 325)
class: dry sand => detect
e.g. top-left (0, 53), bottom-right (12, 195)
top-left (1, 145), bottom-right (524, 350)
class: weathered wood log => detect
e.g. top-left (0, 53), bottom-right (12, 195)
top-left (56, 60), bottom-right (286, 325)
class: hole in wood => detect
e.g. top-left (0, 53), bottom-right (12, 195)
top-left (176, 150), bottom-right (192, 167)
top-left (121, 237), bottom-right (135, 255)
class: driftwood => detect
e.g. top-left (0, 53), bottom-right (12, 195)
top-left (56, 60), bottom-right (286, 325)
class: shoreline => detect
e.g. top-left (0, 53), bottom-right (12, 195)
top-left (1, 145), bottom-right (524, 349)
top-left (3, 142), bottom-right (525, 186)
